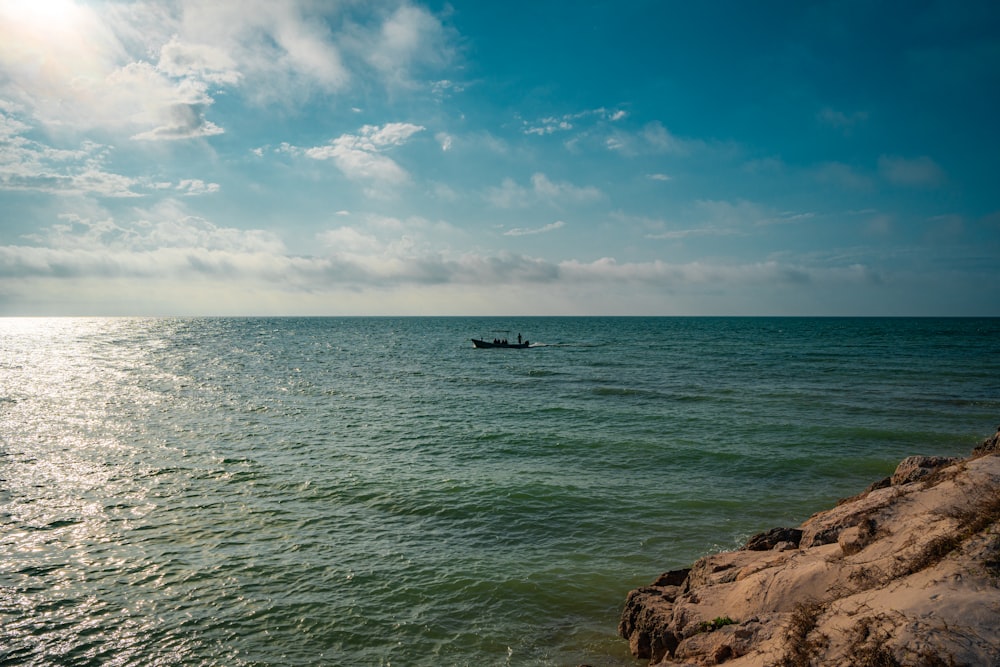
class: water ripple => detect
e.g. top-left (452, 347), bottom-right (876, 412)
top-left (1, 316), bottom-right (997, 665)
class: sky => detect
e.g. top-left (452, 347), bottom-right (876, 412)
top-left (1, 0), bottom-right (999, 316)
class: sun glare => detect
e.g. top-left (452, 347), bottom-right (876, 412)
top-left (3, 0), bottom-right (85, 32)
top-left (0, 0), bottom-right (117, 105)
top-left (0, 0), bottom-right (91, 63)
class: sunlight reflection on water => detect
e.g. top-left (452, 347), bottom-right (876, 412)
top-left (0, 318), bottom-right (189, 665)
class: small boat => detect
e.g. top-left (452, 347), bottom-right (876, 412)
top-left (472, 338), bottom-right (530, 349)
top-left (472, 332), bottom-right (530, 349)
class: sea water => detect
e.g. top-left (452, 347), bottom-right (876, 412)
top-left (1, 317), bottom-right (997, 666)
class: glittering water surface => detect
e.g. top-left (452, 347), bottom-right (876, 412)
top-left (1, 317), bottom-right (998, 666)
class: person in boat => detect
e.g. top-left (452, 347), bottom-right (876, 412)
top-left (517, 333), bottom-right (522, 345)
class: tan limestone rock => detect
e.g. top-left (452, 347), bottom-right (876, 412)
top-left (619, 431), bottom-right (1000, 666)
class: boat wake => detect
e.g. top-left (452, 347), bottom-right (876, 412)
top-left (527, 342), bottom-right (601, 348)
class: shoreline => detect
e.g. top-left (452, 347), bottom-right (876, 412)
top-left (618, 427), bottom-right (1000, 666)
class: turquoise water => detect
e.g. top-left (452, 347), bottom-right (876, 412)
top-left (1, 317), bottom-right (997, 666)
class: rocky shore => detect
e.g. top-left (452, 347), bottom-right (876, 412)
top-left (619, 428), bottom-right (1000, 666)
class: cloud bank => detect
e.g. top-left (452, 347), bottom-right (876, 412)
top-left (5, 206), bottom-right (988, 316)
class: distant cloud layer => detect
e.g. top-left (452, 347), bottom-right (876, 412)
top-left (0, 212), bottom-right (885, 296)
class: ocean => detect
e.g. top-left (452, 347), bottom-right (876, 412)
top-left (1, 316), bottom-right (997, 666)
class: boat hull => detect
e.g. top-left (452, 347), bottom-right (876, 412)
top-left (471, 339), bottom-right (529, 349)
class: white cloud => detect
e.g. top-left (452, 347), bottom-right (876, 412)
top-left (0, 229), bottom-right (854, 290)
top-left (0, 3), bottom-right (227, 140)
top-left (0, 115), bottom-right (141, 197)
top-left (553, 257), bottom-right (864, 290)
top-left (504, 221), bottom-right (566, 237)
top-left (366, 122), bottom-right (425, 146)
top-left (531, 173), bottom-right (602, 202)
top-left (318, 226), bottom-right (383, 255)
top-left (0, 0), bottom-right (456, 143)
top-left (641, 122), bottom-right (695, 154)
top-left (523, 107), bottom-right (628, 136)
top-left (365, 3), bottom-right (453, 87)
top-left (313, 215), bottom-right (462, 283)
top-left (277, 142), bottom-right (303, 156)
top-left (306, 122), bottom-right (425, 192)
top-left (486, 173), bottom-right (602, 208)
top-left (431, 79), bottom-right (465, 96)
top-left (646, 227), bottom-right (740, 241)
top-left (0, 205), bottom-right (991, 316)
top-left (157, 36), bottom-right (241, 85)
top-left (0, 105), bottom-right (31, 138)
top-left (647, 173), bottom-right (672, 181)
top-left (436, 132), bottom-right (453, 151)
top-left (603, 121), bottom-right (702, 156)
top-left (0, 108), bottom-right (224, 197)
top-left (171, 0), bottom-right (350, 105)
top-left (131, 103), bottom-right (224, 141)
top-left (21, 200), bottom-right (284, 256)
top-left (641, 200), bottom-right (810, 240)
top-left (176, 179), bottom-right (221, 196)
top-left (525, 119), bottom-right (573, 136)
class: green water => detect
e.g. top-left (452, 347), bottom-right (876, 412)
top-left (1, 317), bottom-right (997, 665)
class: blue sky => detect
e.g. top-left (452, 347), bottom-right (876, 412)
top-left (1, 0), bottom-right (998, 315)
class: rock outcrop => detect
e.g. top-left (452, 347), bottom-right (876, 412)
top-left (619, 427), bottom-right (1000, 666)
